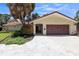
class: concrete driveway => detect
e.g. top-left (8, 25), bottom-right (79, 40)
top-left (0, 36), bottom-right (79, 56)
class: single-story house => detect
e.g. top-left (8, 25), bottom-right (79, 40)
top-left (3, 19), bottom-right (22, 31)
top-left (3, 19), bottom-right (33, 33)
top-left (3, 11), bottom-right (78, 35)
top-left (31, 11), bottom-right (77, 35)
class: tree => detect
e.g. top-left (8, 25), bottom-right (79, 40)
top-left (32, 13), bottom-right (40, 20)
top-left (75, 10), bottom-right (79, 22)
top-left (75, 10), bottom-right (79, 34)
top-left (25, 13), bottom-right (40, 23)
top-left (7, 3), bottom-right (35, 35)
top-left (0, 14), bottom-right (4, 26)
top-left (3, 14), bottom-right (11, 24)
top-left (7, 3), bottom-right (35, 25)
top-left (0, 14), bottom-right (4, 31)
top-left (0, 14), bottom-right (11, 24)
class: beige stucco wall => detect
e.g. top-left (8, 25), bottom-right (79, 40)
top-left (3, 25), bottom-right (22, 31)
top-left (32, 13), bottom-right (77, 35)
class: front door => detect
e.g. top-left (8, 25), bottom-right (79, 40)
top-left (36, 24), bottom-right (43, 34)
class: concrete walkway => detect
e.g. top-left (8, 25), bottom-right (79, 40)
top-left (0, 36), bottom-right (79, 56)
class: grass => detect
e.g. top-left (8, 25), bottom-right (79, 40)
top-left (0, 32), bottom-right (12, 40)
top-left (3, 37), bottom-right (27, 45)
top-left (0, 32), bottom-right (33, 45)
top-left (0, 36), bottom-right (31, 45)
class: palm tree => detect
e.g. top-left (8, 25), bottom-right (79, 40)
top-left (7, 3), bottom-right (35, 25)
top-left (7, 3), bottom-right (35, 35)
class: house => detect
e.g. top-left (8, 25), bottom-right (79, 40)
top-left (31, 11), bottom-right (77, 35)
top-left (3, 19), bottom-right (33, 32)
top-left (3, 11), bottom-right (78, 35)
top-left (3, 19), bottom-right (22, 31)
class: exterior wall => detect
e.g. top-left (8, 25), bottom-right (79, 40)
top-left (33, 24), bottom-right (36, 35)
top-left (32, 24), bottom-right (36, 35)
top-left (32, 13), bottom-right (77, 35)
top-left (43, 24), bottom-right (46, 35)
top-left (33, 24), bottom-right (77, 35)
top-left (69, 24), bottom-right (77, 35)
top-left (3, 25), bottom-right (22, 31)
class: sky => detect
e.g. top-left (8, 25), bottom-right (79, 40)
top-left (0, 3), bottom-right (79, 18)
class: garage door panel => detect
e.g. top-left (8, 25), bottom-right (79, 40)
top-left (47, 25), bottom-right (69, 35)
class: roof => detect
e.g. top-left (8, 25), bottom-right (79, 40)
top-left (3, 19), bottom-right (29, 26)
top-left (32, 11), bottom-right (77, 23)
top-left (3, 20), bottom-right (21, 26)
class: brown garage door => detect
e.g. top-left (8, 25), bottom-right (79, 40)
top-left (47, 25), bottom-right (69, 35)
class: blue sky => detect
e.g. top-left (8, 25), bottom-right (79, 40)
top-left (0, 3), bottom-right (79, 18)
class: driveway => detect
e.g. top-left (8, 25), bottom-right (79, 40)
top-left (0, 36), bottom-right (79, 56)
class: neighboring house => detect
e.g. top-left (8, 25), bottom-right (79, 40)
top-left (3, 19), bottom-right (32, 32)
top-left (3, 19), bottom-right (22, 31)
top-left (3, 11), bottom-right (78, 35)
top-left (31, 11), bottom-right (77, 35)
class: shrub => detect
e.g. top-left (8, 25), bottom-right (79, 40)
top-left (12, 24), bottom-right (34, 37)
top-left (12, 30), bottom-right (22, 37)
top-left (21, 24), bottom-right (33, 35)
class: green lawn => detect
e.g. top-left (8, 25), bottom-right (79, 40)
top-left (0, 36), bottom-right (32, 45)
top-left (0, 32), bottom-right (33, 45)
top-left (2, 37), bottom-right (27, 45)
top-left (0, 32), bottom-right (12, 39)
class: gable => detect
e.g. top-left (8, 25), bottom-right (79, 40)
top-left (32, 12), bottom-right (77, 24)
